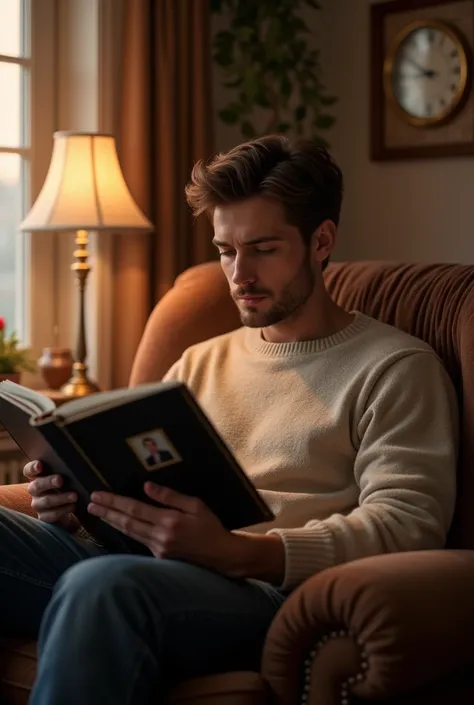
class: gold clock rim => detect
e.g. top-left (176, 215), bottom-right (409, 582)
top-left (383, 18), bottom-right (470, 128)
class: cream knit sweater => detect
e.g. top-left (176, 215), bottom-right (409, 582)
top-left (164, 312), bottom-right (459, 590)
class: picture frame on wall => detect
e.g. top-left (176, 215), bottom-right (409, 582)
top-left (370, 0), bottom-right (474, 160)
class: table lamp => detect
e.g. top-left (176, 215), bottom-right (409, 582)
top-left (20, 131), bottom-right (153, 397)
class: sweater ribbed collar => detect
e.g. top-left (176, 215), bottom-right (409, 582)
top-left (245, 311), bottom-right (372, 357)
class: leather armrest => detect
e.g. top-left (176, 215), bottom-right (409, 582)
top-left (0, 483), bottom-right (35, 517)
top-left (262, 550), bottom-right (474, 705)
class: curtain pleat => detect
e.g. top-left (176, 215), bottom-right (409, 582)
top-left (112, 0), bottom-right (214, 388)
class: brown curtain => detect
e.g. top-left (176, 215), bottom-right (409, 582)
top-left (112, 0), bottom-right (214, 388)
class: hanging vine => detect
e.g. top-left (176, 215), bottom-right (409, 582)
top-left (212, 0), bottom-right (337, 146)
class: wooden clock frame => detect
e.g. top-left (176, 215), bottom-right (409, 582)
top-left (370, 0), bottom-right (474, 160)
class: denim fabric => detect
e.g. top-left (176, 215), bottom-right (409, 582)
top-left (0, 506), bottom-right (285, 705)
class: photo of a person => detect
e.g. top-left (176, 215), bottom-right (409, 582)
top-left (126, 429), bottom-right (181, 470)
top-left (142, 437), bottom-right (173, 467)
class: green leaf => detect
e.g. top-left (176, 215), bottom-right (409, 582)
top-left (219, 107), bottom-right (240, 125)
top-left (214, 30), bottom-right (235, 46)
top-left (315, 114), bottom-right (336, 129)
top-left (312, 133), bottom-right (330, 148)
top-left (213, 47), bottom-right (234, 67)
top-left (280, 74), bottom-right (292, 100)
top-left (290, 39), bottom-right (307, 62)
top-left (224, 77), bottom-right (244, 88)
top-left (290, 16), bottom-right (310, 33)
top-left (265, 17), bottom-right (281, 59)
top-left (242, 70), bottom-right (259, 103)
top-left (235, 25), bottom-right (254, 42)
top-left (0, 328), bottom-right (35, 373)
top-left (319, 94), bottom-right (338, 106)
top-left (295, 104), bottom-right (307, 121)
top-left (241, 120), bottom-right (256, 138)
top-left (234, 1), bottom-right (258, 25)
top-left (255, 87), bottom-right (271, 108)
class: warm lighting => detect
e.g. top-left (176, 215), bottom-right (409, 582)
top-left (20, 131), bottom-right (153, 396)
top-left (21, 132), bottom-right (152, 231)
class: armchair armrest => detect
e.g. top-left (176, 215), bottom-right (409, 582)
top-left (0, 483), bottom-right (35, 517)
top-left (262, 550), bottom-right (474, 705)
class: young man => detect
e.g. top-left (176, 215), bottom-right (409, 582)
top-left (0, 136), bottom-right (458, 704)
top-left (141, 436), bottom-right (174, 467)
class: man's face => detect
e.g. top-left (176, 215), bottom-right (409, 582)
top-left (144, 439), bottom-right (158, 455)
top-left (213, 197), bottom-right (316, 328)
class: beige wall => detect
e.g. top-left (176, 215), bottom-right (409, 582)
top-left (212, 0), bottom-right (474, 264)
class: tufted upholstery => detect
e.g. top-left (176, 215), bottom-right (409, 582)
top-left (2, 260), bottom-right (474, 705)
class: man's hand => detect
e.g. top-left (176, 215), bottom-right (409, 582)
top-left (88, 483), bottom-right (285, 583)
top-left (25, 460), bottom-right (79, 531)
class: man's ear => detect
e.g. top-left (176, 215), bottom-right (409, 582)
top-left (311, 219), bottom-right (336, 266)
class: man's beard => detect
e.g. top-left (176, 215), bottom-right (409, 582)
top-left (232, 256), bottom-right (315, 328)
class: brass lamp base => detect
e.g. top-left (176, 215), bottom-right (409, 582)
top-left (60, 362), bottom-right (100, 398)
top-left (60, 229), bottom-right (100, 399)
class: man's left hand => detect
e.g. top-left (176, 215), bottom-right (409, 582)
top-left (88, 483), bottom-right (239, 574)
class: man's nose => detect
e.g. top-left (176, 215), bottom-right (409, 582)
top-left (231, 253), bottom-right (256, 286)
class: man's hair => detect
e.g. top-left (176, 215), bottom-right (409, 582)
top-left (185, 134), bottom-right (343, 269)
top-left (142, 437), bottom-right (156, 447)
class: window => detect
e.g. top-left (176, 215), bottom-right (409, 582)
top-left (0, 0), bottom-right (115, 388)
top-left (0, 0), bottom-right (28, 336)
top-left (0, 0), bottom-right (56, 366)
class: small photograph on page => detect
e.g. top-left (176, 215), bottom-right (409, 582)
top-left (126, 429), bottom-right (182, 471)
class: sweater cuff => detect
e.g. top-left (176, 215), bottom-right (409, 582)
top-left (267, 524), bottom-right (335, 591)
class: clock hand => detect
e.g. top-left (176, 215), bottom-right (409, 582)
top-left (405, 56), bottom-right (427, 73)
top-left (404, 56), bottom-right (438, 78)
top-left (400, 70), bottom-right (438, 79)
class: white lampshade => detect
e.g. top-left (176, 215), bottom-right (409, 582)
top-left (20, 131), bottom-right (153, 232)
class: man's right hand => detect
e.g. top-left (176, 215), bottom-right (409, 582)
top-left (24, 460), bottom-right (78, 529)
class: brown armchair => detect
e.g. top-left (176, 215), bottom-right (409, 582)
top-left (2, 260), bottom-right (474, 705)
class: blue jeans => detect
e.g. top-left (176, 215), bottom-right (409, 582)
top-left (0, 506), bottom-right (285, 705)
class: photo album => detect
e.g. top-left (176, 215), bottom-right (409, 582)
top-left (0, 380), bottom-right (274, 554)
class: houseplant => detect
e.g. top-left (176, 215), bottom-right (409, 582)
top-left (0, 316), bottom-right (35, 383)
top-left (212, 0), bottom-right (336, 145)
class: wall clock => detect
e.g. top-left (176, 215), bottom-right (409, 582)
top-left (370, 0), bottom-right (474, 160)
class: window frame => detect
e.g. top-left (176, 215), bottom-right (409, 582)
top-left (27, 0), bottom-right (58, 373)
top-left (0, 0), bottom-right (58, 384)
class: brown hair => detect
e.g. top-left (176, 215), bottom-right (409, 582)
top-left (185, 135), bottom-right (344, 261)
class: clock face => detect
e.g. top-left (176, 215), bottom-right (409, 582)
top-left (387, 21), bottom-right (469, 126)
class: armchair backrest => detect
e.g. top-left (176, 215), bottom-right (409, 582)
top-left (130, 260), bottom-right (474, 549)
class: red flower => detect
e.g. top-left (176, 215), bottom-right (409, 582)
top-left (0, 316), bottom-right (5, 331)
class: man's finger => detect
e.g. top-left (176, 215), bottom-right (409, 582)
top-left (144, 483), bottom-right (202, 514)
top-left (88, 503), bottom-right (154, 539)
top-left (28, 475), bottom-right (63, 497)
top-left (38, 504), bottom-right (76, 524)
top-left (32, 491), bottom-right (77, 511)
top-left (88, 494), bottom-right (179, 525)
top-left (23, 461), bottom-right (42, 480)
top-left (89, 491), bottom-right (162, 521)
